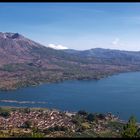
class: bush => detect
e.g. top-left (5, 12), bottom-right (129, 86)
top-left (81, 122), bottom-right (90, 130)
top-left (21, 120), bottom-right (32, 128)
top-left (48, 125), bottom-right (68, 132)
top-left (31, 132), bottom-right (45, 138)
top-left (23, 108), bottom-right (31, 114)
top-left (136, 128), bottom-right (140, 138)
top-left (78, 110), bottom-right (88, 116)
top-left (0, 108), bottom-right (10, 118)
top-left (86, 113), bottom-right (95, 122)
top-left (97, 113), bottom-right (106, 120)
top-left (71, 114), bottom-right (84, 126)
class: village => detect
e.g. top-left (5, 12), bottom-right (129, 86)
top-left (0, 109), bottom-right (75, 131)
top-left (0, 107), bottom-right (123, 137)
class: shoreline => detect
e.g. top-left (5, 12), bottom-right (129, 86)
top-left (1, 70), bottom-right (140, 92)
top-left (0, 106), bottom-right (139, 138)
top-left (0, 105), bottom-right (138, 125)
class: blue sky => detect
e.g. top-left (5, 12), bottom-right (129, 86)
top-left (0, 2), bottom-right (140, 51)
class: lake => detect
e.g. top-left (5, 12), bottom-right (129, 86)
top-left (0, 72), bottom-right (140, 121)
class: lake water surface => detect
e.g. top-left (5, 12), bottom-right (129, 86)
top-left (0, 72), bottom-right (140, 121)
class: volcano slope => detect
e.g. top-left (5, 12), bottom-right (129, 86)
top-left (0, 32), bottom-right (140, 90)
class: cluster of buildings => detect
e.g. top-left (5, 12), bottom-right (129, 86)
top-left (0, 108), bottom-right (121, 135)
top-left (0, 109), bottom-right (75, 132)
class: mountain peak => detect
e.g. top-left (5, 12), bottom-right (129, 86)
top-left (0, 32), bottom-right (23, 39)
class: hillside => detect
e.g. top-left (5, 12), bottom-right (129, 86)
top-left (63, 48), bottom-right (140, 65)
top-left (0, 32), bottom-right (140, 90)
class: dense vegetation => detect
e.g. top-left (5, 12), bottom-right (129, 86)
top-left (122, 116), bottom-right (140, 138)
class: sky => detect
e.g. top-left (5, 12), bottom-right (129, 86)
top-left (0, 2), bottom-right (140, 51)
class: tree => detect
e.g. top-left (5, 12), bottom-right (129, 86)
top-left (136, 128), bottom-right (140, 138)
top-left (78, 110), bottom-right (88, 116)
top-left (23, 108), bottom-right (30, 114)
top-left (86, 113), bottom-right (95, 122)
top-left (122, 115), bottom-right (138, 138)
top-left (21, 120), bottom-right (32, 129)
top-left (97, 113), bottom-right (106, 120)
top-left (0, 108), bottom-right (10, 118)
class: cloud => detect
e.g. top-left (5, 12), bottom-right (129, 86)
top-left (112, 38), bottom-right (120, 45)
top-left (48, 43), bottom-right (68, 50)
top-left (111, 38), bottom-right (126, 50)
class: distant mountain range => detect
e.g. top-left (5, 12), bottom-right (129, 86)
top-left (0, 32), bottom-right (140, 90)
top-left (63, 48), bottom-right (140, 64)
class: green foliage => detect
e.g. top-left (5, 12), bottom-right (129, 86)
top-left (23, 108), bottom-right (31, 114)
top-left (72, 114), bottom-right (85, 126)
top-left (86, 113), bottom-right (95, 122)
top-left (122, 115), bottom-right (138, 138)
top-left (96, 113), bottom-right (106, 120)
top-left (47, 125), bottom-right (68, 132)
top-left (78, 110), bottom-right (88, 116)
top-left (0, 107), bottom-right (10, 118)
top-left (31, 132), bottom-right (45, 138)
top-left (21, 120), bottom-right (32, 129)
top-left (136, 128), bottom-right (140, 138)
top-left (107, 121), bottom-right (124, 132)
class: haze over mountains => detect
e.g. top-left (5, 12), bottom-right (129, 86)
top-left (0, 32), bottom-right (140, 90)
top-left (63, 48), bottom-right (140, 65)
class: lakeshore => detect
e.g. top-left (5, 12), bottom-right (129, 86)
top-left (0, 72), bottom-right (140, 121)
top-left (0, 106), bottom-right (126, 138)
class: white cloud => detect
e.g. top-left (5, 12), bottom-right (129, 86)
top-left (110, 37), bottom-right (128, 50)
top-left (112, 38), bottom-right (120, 45)
top-left (48, 43), bottom-right (68, 50)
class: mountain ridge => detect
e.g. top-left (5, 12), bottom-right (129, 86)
top-left (0, 32), bottom-right (140, 90)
